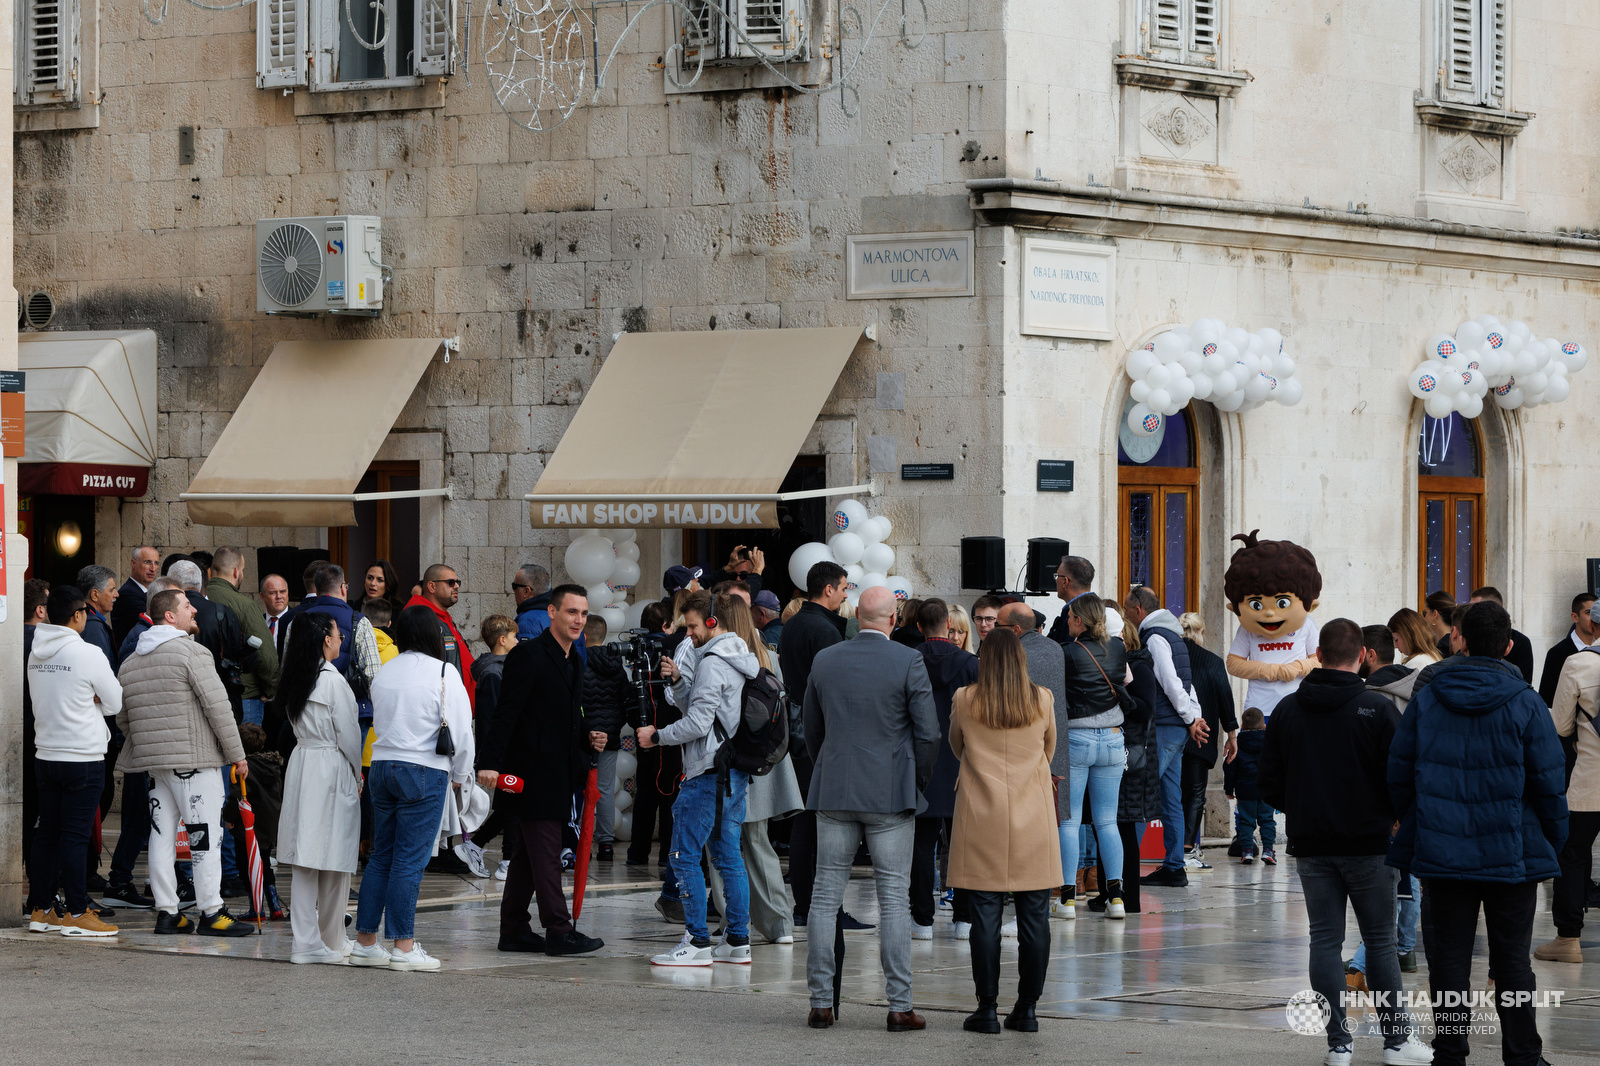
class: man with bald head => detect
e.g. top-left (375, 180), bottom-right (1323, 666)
top-left (113, 546), bottom-right (161, 648)
top-left (801, 584), bottom-right (940, 1032)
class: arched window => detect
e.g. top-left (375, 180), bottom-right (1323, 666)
top-left (1118, 399), bottom-right (1199, 615)
top-left (1417, 411), bottom-right (1484, 605)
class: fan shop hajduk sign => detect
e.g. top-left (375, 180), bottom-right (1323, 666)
top-left (532, 500), bottom-right (778, 529)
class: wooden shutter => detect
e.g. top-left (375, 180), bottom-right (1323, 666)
top-left (16, 0), bottom-right (79, 105)
top-left (1151, 0), bottom-right (1181, 51)
top-left (1443, 0), bottom-right (1477, 99)
top-left (1483, 0), bottom-right (1505, 105)
top-left (256, 0), bottom-right (308, 89)
top-left (1188, 0), bottom-right (1218, 55)
top-left (414, 0), bottom-right (454, 75)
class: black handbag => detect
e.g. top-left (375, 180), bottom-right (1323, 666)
top-left (434, 661), bottom-right (455, 757)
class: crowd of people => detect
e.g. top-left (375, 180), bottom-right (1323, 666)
top-left (18, 540), bottom-right (1600, 1059)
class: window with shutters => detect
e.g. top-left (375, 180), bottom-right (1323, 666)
top-left (1438, 0), bottom-right (1506, 108)
top-left (675, 0), bottom-right (807, 69)
top-left (14, 0), bottom-right (81, 106)
top-left (1141, 0), bottom-right (1218, 66)
top-left (258, 0), bottom-right (454, 91)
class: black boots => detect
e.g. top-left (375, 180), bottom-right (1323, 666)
top-left (964, 997), bottom-right (1001, 1034)
top-left (1004, 1001), bottom-right (1039, 1032)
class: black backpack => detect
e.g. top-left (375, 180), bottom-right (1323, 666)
top-left (710, 667), bottom-right (789, 835)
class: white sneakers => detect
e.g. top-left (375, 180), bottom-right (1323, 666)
top-left (711, 939), bottom-right (752, 964)
top-left (290, 945), bottom-right (346, 965)
top-left (1001, 919), bottom-right (1018, 937)
top-left (1050, 899), bottom-right (1076, 920)
top-left (652, 934), bottom-right (715, 967)
top-left (1325, 1047), bottom-right (1353, 1066)
top-left (349, 941), bottom-right (396, 967)
top-left (1383, 1037), bottom-right (1435, 1064)
top-left (389, 942), bottom-right (442, 971)
top-left (912, 923), bottom-right (934, 940)
top-left (456, 841), bottom-right (488, 878)
top-left (495, 859), bottom-right (510, 881)
top-left (772, 935), bottom-right (794, 945)
top-left (341, 937), bottom-right (356, 957)
top-left (952, 921), bottom-right (972, 940)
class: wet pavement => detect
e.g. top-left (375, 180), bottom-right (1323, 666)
top-left (12, 822), bottom-right (1600, 1061)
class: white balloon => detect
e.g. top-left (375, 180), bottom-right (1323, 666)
top-left (1275, 377), bottom-right (1304, 406)
top-left (1456, 393), bottom-right (1484, 420)
top-left (1558, 343), bottom-right (1588, 373)
top-left (1257, 327), bottom-right (1284, 353)
top-left (565, 534), bottom-right (617, 586)
top-left (831, 499), bottom-right (869, 535)
top-left (613, 789), bottom-right (633, 814)
top-left (1153, 332), bottom-right (1188, 364)
top-left (1242, 373), bottom-right (1271, 402)
top-left (857, 517), bottom-right (886, 546)
top-left (1126, 349), bottom-right (1159, 380)
top-left (1216, 340), bottom-right (1240, 363)
top-left (1546, 376), bottom-right (1572, 402)
top-left (1246, 334), bottom-right (1267, 357)
top-left (600, 604), bottom-right (628, 635)
top-left (1147, 388), bottom-right (1173, 414)
top-left (1190, 372), bottom-right (1214, 400)
top-left (1127, 402), bottom-right (1161, 436)
top-left (612, 586), bottom-right (630, 606)
top-left (1426, 333), bottom-right (1462, 364)
top-left (1169, 374), bottom-right (1195, 407)
top-left (609, 558), bottom-right (641, 590)
top-left (1201, 352), bottom-right (1227, 376)
top-left (1271, 353), bottom-right (1297, 378)
top-left (613, 811), bottom-right (632, 843)
top-left (1224, 326), bottom-right (1251, 349)
top-left (1214, 390), bottom-right (1246, 413)
top-left (1437, 368), bottom-right (1463, 395)
top-left (1145, 364), bottom-right (1173, 390)
top-left (869, 515), bottom-right (893, 543)
top-left (1190, 321), bottom-right (1220, 345)
top-left (887, 576), bottom-right (914, 603)
top-left (1176, 349), bottom-right (1203, 375)
top-left (569, 528), bottom-right (599, 541)
top-left (829, 531), bottom-right (865, 566)
top-left (845, 587), bottom-right (861, 608)
top-left (610, 529), bottom-right (637, 544)
top-left (788, 542), bottom-right (834, 588)
top-left (1212, 370), bottom-right (1238, 396)
top-left (844, 564), bottom-right (864, 590)
top-left (616, 750), bottom-right (637, 779)
top-left (1524, 370), bottom-right (1549, 395)
top-left (1409, 363), bottom-right (1444, 399)
top-left (1461, 369), bottom-right (1487, 397)
top-left (861, 542), bottom-right (896, 574)
top-left (585, 583), bottom-right (613, 610)
top-left (1130, 379), bottom-right (1152, 403)
top-left (1425, 393), bottom-right (1454, 419)
top-left (859, 571), bottom-right (889, 592)
top-left (616, 541), bottom-right (640, 563)
top-left (624, 599), bottom-right (648, 631)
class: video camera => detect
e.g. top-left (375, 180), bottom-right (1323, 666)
top-left (612, 627), bottom-right (677, 729)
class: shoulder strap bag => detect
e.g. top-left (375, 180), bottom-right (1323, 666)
top-left (434, 661), bottom-right (456, 757)
top-left (1081, 641), bottom-right (1138, 714)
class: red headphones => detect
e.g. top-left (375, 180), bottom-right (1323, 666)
top-left (705, 616), bottom-right (718, 628)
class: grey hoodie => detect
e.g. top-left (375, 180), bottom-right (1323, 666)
top-left (657, 631), bottom-right (761, 780)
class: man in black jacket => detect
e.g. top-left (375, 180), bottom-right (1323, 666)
top-left (1258, 618), bottom-right (1425, 1065)
top-left (1538, 593), bottom-right (1597, 707)
top-left (1180, 620), bottom-right (1238, 867)
top-left (111, 546), bottom-right (160, 650)
top-left (1470, 587), bottom-right (1535, 685)
top-left (776, 559), bottom-right (848, 928)
top-left (477, 584), bottom-right (605, 958)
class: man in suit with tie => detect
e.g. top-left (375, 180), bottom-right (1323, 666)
top-left (112, 546), bottom-right (161, 650)
top-left (802, 585), bottom-right (940, 1033)
top-left (259, 573), bottom-right (291, 661)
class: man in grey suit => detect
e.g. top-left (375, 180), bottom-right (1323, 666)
top-left (802, 586), bottom-right (940, 1032)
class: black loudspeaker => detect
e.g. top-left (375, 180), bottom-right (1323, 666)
top-left (961, 536), bottom-right (1005, 590)
top-left (257, 546), bottom-right (330, 601)
top-left (1589, 558), bottom-right (1600, 596)
top-left (1026, 537), bottom-right (1070, 594)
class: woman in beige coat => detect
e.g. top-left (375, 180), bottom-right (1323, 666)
top-left (948, 626), bottom-right (1060, 1035)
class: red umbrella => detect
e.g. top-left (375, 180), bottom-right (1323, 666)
top-left (232, 768), bottom-right (265, 933)
top-left (571, 765), bottom-right (601, 921)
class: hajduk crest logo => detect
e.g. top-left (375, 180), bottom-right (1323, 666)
top-left (1142, 412), bottom-right (1162, 434)
top-left (1417, 372), bottom-right (1438, 393)
top-left (1435, 338), bottom-right (1456, 359)
top-left (1202, 342), bottom-right (1218, 356)
top-left (1495, 378), bottom-right (1515, 396)
top-left (892, 586), bottom-right (910, 601)
top-left (1486, 332), bottom-right (1505, 349)
top-left (1564, 342), bottom-right (1581, 356)
top-left (832, 509), bottom-right (850, 531)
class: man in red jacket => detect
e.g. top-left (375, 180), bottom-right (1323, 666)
top-left (407, 563), bottom-right (476, 706)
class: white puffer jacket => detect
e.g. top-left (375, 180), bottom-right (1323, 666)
top-left (116, 626), bottom-right (244, 771)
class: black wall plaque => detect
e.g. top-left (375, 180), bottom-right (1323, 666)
top-left (901, 463), bottom-right (955, 481)
top-left (1037, 460), bottom-right (1074, 492)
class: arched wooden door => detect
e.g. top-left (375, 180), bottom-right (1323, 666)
top-left (1118, 400), bottom-right (1200, 615)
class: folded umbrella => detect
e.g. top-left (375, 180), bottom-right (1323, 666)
top-left (232, 768), bottom-right (265, 933)
top-left (571, 764), bottom-right (601, 921)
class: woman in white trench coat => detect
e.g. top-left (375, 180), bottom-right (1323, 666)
top-left (275, 612), bottom-right (364, 964)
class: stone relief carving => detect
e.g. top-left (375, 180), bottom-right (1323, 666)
top-left (1137, 93), bottom-right (1218, 163)
top-left (1145, 105), bottom-right (1213, 149)
top-left (1438, 136), bottom-right (1500, 193)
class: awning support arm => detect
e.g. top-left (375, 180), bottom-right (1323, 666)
top-left (522, 483), bottom-right (877, 502)
top-left (179, 488), bottom-right (454, 503)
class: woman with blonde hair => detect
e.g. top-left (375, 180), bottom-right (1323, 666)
top-left (1388, 608), bottom-right (1441, 668)
top-left (947, 604), bottom-right (976, 653)
top-left (948, 627), bottom-right (1060, 1034)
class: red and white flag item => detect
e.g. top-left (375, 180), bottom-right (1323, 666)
top-left (497, 774), bottom-right (525, 793)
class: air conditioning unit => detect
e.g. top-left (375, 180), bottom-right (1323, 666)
top-left (679, 0), bottom-right (806, 67)
top-left (256, 216), bottom-right (385, 316)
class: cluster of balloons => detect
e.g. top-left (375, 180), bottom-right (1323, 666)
top-left (786, 498), bottom-right (913, 607)
top-left (610, 734), bottom-right (640, 843)
top-left (1124, 320), bottom-right (1303, 438)
top-left (563, 529), bottom-right (646, 635)
top-left (1408, 316), bottom-right (1588, 418)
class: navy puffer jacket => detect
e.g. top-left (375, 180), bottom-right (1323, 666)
top-left (1388, 656), bottom-right (1567, 883)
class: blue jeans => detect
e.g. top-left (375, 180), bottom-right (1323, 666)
top-left (1154, 724), bottom-right (1188, 870)
top-left (669, 770), bottom-right (748, 940)
top-left (242, 698), bottom-right (265, 727)
top-left (1298, 855), bottom-right (1408, 1050)
top-left (1353, 871), bottom-right (1421, 971)
top-left (1061, 728), bottom-right (1125, 886)
top-left (357, 760), bottom-right (449, 941)
top-left (1235, 797), bottom-right (1278, 850)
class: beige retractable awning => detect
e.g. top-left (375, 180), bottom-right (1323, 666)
top-left (528, 326), bottom-right (871, 529)
top-left (182, 339), bottom-right (447, 527)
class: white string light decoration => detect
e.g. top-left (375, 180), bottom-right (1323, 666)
top-left (481, 0), bottom-right (593, 131)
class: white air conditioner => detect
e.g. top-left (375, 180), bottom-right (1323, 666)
top-left (256, 215), bottom-right (386, 316)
